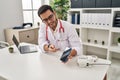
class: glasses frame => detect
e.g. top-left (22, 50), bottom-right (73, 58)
top-left (42, 14), bottom-right (54, 23)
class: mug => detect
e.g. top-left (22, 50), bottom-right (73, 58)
top-left (8, 47), bottom-right (14, 53)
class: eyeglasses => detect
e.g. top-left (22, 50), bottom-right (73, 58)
top-left (42, 14), bottom-right (54, 23)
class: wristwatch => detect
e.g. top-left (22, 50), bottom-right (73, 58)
top-left (48, 44), bottom-right (50, 48)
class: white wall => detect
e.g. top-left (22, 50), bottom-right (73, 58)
top-left (0, 0), bottom-right (23, 41)
top-left (41, 0), bottom-right (50, 5)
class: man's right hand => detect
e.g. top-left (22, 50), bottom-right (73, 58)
top-left (48, 44), bottom-right (57, 52)
top-left (44, 44), bottom-right (58, 52)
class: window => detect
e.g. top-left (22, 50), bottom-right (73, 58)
top-left (22, 0), bottom-right (49, 26)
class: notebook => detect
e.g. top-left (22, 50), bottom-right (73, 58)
top-left (12, 35), bottom-right (37, 54)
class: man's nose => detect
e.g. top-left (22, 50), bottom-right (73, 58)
top-left (47, 19), bottom-right (52, 23)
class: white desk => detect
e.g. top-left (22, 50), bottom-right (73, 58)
top-left (0, 45), bottom-right (110, 80)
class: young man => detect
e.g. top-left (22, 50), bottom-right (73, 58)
top-left (38, 5), bottom-right (82, 59)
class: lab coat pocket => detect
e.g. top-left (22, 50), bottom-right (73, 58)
top-left (58, 38), bottom-right (69, 51)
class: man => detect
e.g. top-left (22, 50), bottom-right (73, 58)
top-left (38, 5), bottom-right (82, 59)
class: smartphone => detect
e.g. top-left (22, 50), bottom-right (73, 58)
top-left (60, 48), bottom-right (72, 62)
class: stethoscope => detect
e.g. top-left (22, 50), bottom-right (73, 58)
top-left (46, 20), bottom-right (64, 42)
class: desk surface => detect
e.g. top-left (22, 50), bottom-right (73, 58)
top-left (0, 44), bottom-right (110, 80)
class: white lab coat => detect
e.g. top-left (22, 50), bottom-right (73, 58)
top-left (38, 20), bottom-right (82, 55)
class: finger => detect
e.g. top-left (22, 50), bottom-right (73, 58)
top-left (68, 55), bottom-right (72, 59)
top-left (49, 48), bottom-right (57, 52)
top-left (49, 47), bottom-right (54, 49)
top-left (50, 45), bottom-right (55, 49)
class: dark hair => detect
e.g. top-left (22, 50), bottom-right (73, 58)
top-left (38, 5), bottom-right (54, 17)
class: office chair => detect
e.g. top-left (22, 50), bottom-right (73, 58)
top-left (0, 41), bottom-right (9, 49)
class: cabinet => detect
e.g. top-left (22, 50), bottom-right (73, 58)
top-left (112, 0), bottom-right (120, 7)
top-left (83, 0), bottom-right (96, 8)
top-left (70, 0), bottom-right (83, 8)
top-left (4, 27), bottom-right (39, 45)
top-left (68, 8), bottom-right (120, 60)
top-left (70, 0), bottom-right (120, 8)
top-left (96, 0), bottom-right (111, 8)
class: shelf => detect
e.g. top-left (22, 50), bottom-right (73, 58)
top-left (110, 27), bottom-right (120, 33)
top-left (7, 27), bottom-right (39, 32)
top-left (69, 8), bottom-right (81, 12)
top-left (81, 26), bottom-right (110, 30)
top-left (82, 42), bottom-right (108, 49)
top-left (72, 24), bottom-right (80, 28)
top-left (71, 8), bottom-right (120, 10)
top-left (68, 8), bottom-right (120, 60)
top-left (109, 45), bottom-right (120, 53)
top-left (81, 8), bottom-right (112, 10)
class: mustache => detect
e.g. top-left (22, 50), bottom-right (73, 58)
top-left (48, 20), bottom-right (57, 26)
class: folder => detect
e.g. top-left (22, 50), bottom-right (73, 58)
top-left (71, 13), bottom-right (75, 24)
top-left (105, 13), bottom-right (111, 26)
top-left (77, 13), bottom-right (80, 24)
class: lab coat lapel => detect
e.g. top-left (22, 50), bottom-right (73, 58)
top-left (47, 27), bottom-right (55, 41)
top-left (47, 20), bottom-right (61, 42)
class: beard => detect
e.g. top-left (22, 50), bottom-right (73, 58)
top-left (48, 19), bottom-right (58, 31)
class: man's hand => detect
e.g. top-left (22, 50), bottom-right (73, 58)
top-left (61, 49), bottom-right (77, 63)
top-left (44, 44), bottom-right (58, 52)
top-left (68, 49), bottom-right (77, 59)
top-left (48, 44), bottom-right (57, 52)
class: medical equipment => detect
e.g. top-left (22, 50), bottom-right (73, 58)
top-left (60, 48), bottom-right (72, 62)
top-left (77, 55), bottom-right (97, 67)
top-left (77, 55), bottom-right (111, 68)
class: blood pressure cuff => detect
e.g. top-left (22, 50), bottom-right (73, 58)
top-left (60, 48), bottom-right (72, 62)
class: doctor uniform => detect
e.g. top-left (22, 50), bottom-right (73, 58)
top-left (38, 20), bottom-right (82, 55)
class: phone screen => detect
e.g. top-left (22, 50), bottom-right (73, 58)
top-left (60, 48), bottom-right (72, 62)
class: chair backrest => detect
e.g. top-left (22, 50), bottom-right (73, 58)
top-left (0, 41), bottom-right (9, 49)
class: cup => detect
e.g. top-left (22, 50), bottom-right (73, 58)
top-left (88, 39), bottom-right (90, 43)
top-left (8, 47), bottom-right (14, 53)
top-left (102, 41), bottom-right (105, 45)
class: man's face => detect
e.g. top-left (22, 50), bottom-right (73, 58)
top-left (40, 10), bottom-right (57, 30)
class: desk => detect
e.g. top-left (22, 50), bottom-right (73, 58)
top-left (0, 45), bottom-right (110, 80)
